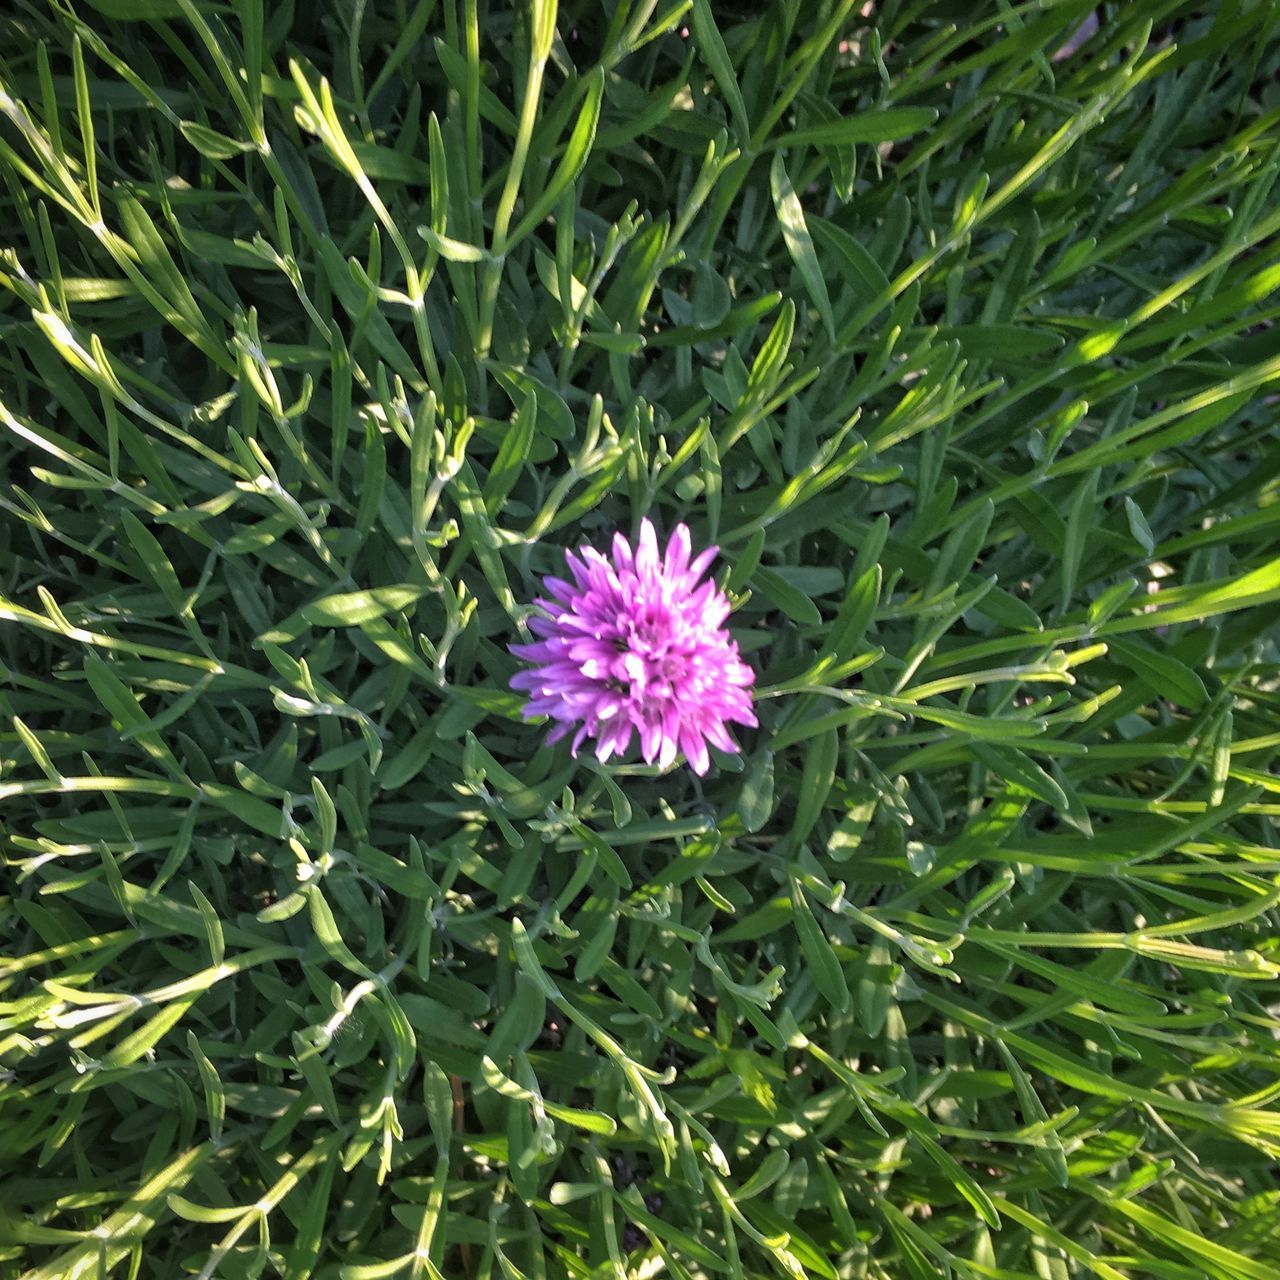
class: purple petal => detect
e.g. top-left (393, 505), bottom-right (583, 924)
top-left (611, 531), bottom-right (634, 571)
top-left (635, 518), bottom-right (660, 577)
top-left (664, 524), bottom-right (691, 578)
top-left (681, 728), bottom-right (710, 776)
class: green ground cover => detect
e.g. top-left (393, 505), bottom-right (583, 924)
top-left (2, 1), bottom-right (1280, 1276)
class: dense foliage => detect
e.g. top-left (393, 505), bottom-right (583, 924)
top-left (3, 1), bottom-right (1280, 1276)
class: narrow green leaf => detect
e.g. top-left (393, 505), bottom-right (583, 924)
top-left (771, 106), bottom-right (938, 149)
top-left (972, 743), bottom-right (1070, 812)
top-left (300, 586), bottom-right (428, 627)
top-left (791, 879), bottom-right (849, 1011)
top-left (1109, 637), bottom-right (1207, 709)
top-left (689, 0), bottom-right (750, 142)
top-left (769, 153), bottom-right (836, 341)
top-left (737, 752), bottom-right (775, 833)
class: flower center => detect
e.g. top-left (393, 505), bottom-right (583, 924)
top-left (603, 602), bottom-right (693, 697)
top-left (622, 634), bottom-right (692, 697)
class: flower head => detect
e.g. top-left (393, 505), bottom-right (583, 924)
top-left (510, 519), bottom-right (756, 774)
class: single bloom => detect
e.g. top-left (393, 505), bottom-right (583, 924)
top-left (510, 519), bottom-right (757, 774)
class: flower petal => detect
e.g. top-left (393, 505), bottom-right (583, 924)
top-left (635, 518), bottom-right (660, 577)
top-left (664, 523), bottom-right (692, 578)
top-left (681, 728), bottom-right (710, 776)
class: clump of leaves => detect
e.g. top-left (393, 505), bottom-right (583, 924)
top-left (2, 2), bottom-right (1280, 1277)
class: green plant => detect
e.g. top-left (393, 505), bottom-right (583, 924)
top-left (2, 1), bottom-right (1279, 1276)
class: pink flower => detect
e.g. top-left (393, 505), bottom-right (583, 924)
top-left (510, 519), bottom-right (757, 774)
